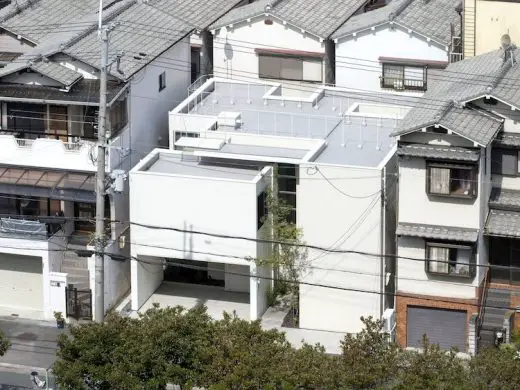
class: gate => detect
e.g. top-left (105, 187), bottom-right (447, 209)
top-left (65, 285), bottom-right (92, 320)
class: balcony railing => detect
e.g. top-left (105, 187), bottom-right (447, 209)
top-left (0, 215), bottom-right (64, 240)
top-left (380, 77), bottom-right (427, 92)
top-left (0, 130), bottom-right (94, 153)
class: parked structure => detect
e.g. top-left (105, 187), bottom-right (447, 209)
top-left (464, 0), bottom-right (520, 57)
top-left (332, 0), bottom-right (462, 93)
top-left (130, 77), bottom-right (418, 333)
top-left (392, 41), bottom-right (520, 354)
top-left (0, 0), bottom-right (238, 321)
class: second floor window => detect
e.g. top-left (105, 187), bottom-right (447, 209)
top-left (258, 53), bottom-right (322, 83)
top-left (159, 71), bottom-right (166, 91)
top-left (109, 97), bottom-right (128, 137)
top-left (426, 242), bottom-right (475, 278)
top-left (492, 148), bottom-right (520, 176)
top-left (381, 63), bottom-right (427, 91)
top-left (427, 163), bottom-right (477, 198)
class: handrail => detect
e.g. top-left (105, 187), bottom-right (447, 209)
top-left (477, 267), bottom-right (491, 345)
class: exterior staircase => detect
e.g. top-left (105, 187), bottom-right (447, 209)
top-left (479, 288), bottom-right (511, 348)
top-left (61, 251), bottom-right (90, 290)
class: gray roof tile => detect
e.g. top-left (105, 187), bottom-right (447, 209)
top-left (211, 0), bottom-right (368, 38)
top-left (31, 60), bottom-right (82, 87)
top-left (397, 143), bottom-right (480, 162)
top-left (489, 188), bottom-right (520, 212)
top-left (485, 210), bottom-right (520, 238)
top-left (333, 0), bottom-right (460, 45)
top-left (397, 222), bottom-right (479, 242)
top-left (494, 132), bottom-right (520, 147)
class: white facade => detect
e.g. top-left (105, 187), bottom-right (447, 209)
top-left (335, 26), bottom-right (449, 93)
top-left (213, 17), bottom-right (325, 96)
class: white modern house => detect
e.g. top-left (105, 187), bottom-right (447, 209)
top-left (332, 0), bottom-right (462, 93)
top-left (130, 77), bottom-right (418, 335)
top-left (392, 44), bottom-right (520, 354)
top-left (0, 0), bottom-right (238, 321)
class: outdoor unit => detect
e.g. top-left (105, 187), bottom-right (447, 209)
top-left (383, 308), bottom-right (396, 334)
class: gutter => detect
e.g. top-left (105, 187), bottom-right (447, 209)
top-left (380, 165), bottom-right (386, 319)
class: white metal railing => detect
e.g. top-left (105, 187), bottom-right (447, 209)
top-left (15, 138), bottom-right (34, 148)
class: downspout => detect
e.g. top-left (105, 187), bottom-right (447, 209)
top-left (380, 166), bottom-right (386, 319)
top-left (456, 4), bottom-right (464, 60)
top-left (324, 39), bottom-right (336, 86)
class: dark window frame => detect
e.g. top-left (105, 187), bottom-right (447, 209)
top-left (159, 71), bottom-right (166, 92)
top-left (425, 241), bottom-right (476, 278)
top-left (381, 62), bottom-right (427, 91)
top-left (257, 191), bottom-right (268, 230)
top-left (426, 162), bottom-right (478, 199)
top-left (491, 148), bottom-right (520, 177)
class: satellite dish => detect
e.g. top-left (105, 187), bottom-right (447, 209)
top-left (501, 34), bottom-right (512, 50)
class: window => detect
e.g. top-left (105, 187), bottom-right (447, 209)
top-left (109, 97), bottom-right (128, 137)
top-left (159, 71), bottom-right (166, 91)
top-left (492, 148), bottom-right (520, 176)
top-left (74, 202), bottom-right (95, 232)
top-left (277, 163), bottom-right (297, 224)
top-left (83, 106), bottom-right (98, 139)
top-left (426, 242), bottom-right (475, 278)
top-left (381, 63), bottom-right (427, 91)
top-left (258, 54), bottom-right (322, 82)
top-left (427, 163), bottom-right (477, 198)
top-left (257, 191), bottom-right (268, 230)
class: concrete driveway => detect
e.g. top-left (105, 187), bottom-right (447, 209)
top-left (0, 317), bottom-right (65, 372)
top-left (138, 282), bottom-right (250, 320)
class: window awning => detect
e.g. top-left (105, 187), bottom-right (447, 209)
top-left (398, 144), bottom-right (480, 162)
top-left (0, 167), bottom-right (95, 203)
top-left (396, 222), bottom-right (479, 242)
top-left (485, 210), bottom-right (520, 238)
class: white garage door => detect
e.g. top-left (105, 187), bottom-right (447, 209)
top-left (0, 253), bottom-right (43, 314)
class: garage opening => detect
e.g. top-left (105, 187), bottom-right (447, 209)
top-left (407, 306), bottom-right (466, 351)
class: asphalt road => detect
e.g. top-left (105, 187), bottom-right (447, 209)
top-left (0, 368), bottom-right (56, 389)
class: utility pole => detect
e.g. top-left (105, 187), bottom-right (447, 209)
top-left (94, 24), bottom-right (109, 323)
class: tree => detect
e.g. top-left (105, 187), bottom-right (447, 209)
top-left (0, 329), bottom-right (9, 357)
top-left (339, 316), bottom-right (400, 389)
top-left (470, 346), bottom-right (520, 390)
top-left (394, 336), bottom-right (471, 390)
top-left (256, 175), bottom-right (308, 324)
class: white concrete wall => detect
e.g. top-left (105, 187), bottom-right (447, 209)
top-left (130, 171), bottom-right (261, 266)
top-left (335, 26), bottom-right (448, 92)
top-left (127, 38), bottom-right (191, 167)
top-left (225, 264), bottom-right (250, 293)
top-left (47, 272), bottom-right (67, 321)
top-left (131, 255), bottom-right (163, 311)
top-left (398, 157), bottom-right (480, 229)
top-left (214, 17), bottom-right (325, 95)
top-left (298, 163), bottom-right (383, 333)
top-left (397, 236), bottom-right (478, 299)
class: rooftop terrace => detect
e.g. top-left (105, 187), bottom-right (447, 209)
top-left (170, 79), bottom-right (418, 168)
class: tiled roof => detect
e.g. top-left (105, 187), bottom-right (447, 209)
top-left (396, 222), bottom-right (479, 242)
top-left (31, 60), bottom-right (82, 88)
top-left (489, 188), bottom-right (520, 212)
top-left (333, 0), bottom-right (461, 45)
top-left (485, 210), bottom-right (520, 238)
top-left (494, 132), bottom-right (520, 147)
top-left (397, 143), bottom-right (480, 162)
top-left (211, 0), bottom-right (368, 38)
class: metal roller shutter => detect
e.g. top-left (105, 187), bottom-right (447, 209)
top-left (0, 254), bottom-right (43, 315)
top-left (407, 306), bottom-right (466, 351)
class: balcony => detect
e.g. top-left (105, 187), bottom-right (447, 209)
top-left (0, 133), bottom-right (99, 171)
top-left (0, 216), bottom-right (64, 241)
top-left (380, 76), bottom-right (427, 92)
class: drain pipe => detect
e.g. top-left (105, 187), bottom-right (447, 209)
top-left (380, 166), bottom-right (386, 319)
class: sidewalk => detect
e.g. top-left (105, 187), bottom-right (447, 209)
top-left (0, 316), bottom-right (66, 372)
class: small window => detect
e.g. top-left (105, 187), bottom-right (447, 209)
top-left (258, 54), bottom-right (322, 83)
top-left (158, 71), bottom-right (166, 92)
top-left (426, 242), bottom-right (475, 278)
top-left (381, 63), bottom-right (427, 91)
top-left (427, 163), bottom-right (477, 198)
top-left (491, 148), bottom-right (520, 176)
top-left (257, 191), bottom-right (268, 230)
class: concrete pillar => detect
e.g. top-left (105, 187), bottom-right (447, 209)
top-left (200, 29), bottom-right (214, 78)
top-left (468, 313), bottom-right (478, 355)
top-left (324, 39), bottom-right (336, 85)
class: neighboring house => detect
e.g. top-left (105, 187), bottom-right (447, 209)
top-left (332, 0), bottom-right (463, 94)
top-left (207, 0), bottom-right (383, 96)
top-left (464, 0), bottom-right (520, 57)
top-left (129, 76), bottom-right (418, 335)
top-left (0, 0), bottom-right (236, 321)
top-left (392, 44), bottom-right (520, 354)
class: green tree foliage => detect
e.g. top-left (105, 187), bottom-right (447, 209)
top-left (54, 306), bottom-right (520, 390)
top-left (0, 329), bottom-right (9, 357)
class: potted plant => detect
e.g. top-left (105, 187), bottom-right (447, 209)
top-left (54, 311), bottom-right (65, 329)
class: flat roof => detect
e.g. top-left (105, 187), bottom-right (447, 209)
top-left (182, 80), bottom-right (418, 167)
top-left (144, 152), bottom-right (261, 181)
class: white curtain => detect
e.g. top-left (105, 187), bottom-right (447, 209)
top-left (430, 167), bottom-right (450, 194)
top-left (429, 246), bottom-right (449, 273)
top-left (455, 248), bottom-right (471, 275)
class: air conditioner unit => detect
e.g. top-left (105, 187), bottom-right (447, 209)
top-left (382, 308), bottom-right (396, 333)
top-left (393, 80), bottom-right (404, 90)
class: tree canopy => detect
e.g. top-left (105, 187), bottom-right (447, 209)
top-left (53, 306), bottom-right (520, 390)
